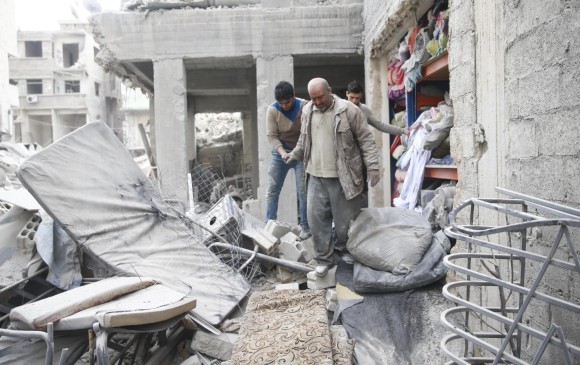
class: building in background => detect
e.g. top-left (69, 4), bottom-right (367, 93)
top-left (0, 0), bottom-right (18, 140)
top-left (9, 19), bottom-right (121, 146)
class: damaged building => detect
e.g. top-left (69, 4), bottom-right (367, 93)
top-left (0, 0), bottom-right (578, 364)
top-left (9, 20), bottom-right (121, 146)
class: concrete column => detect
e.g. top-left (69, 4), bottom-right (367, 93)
top-left (255, 56), bottom-right (297, 225)
top-left (51, 109), bottom-right (60, 142)
top-left (19, 111), bottom-right (32, 144)
top-left (153, 58), bottom-right (190, 202)
top-left (365, 55), bottom-right (390, 208)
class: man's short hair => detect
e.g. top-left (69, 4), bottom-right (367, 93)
top-left (347, 80), bottom-right (363, 94)
top-left (274, 81), bottom-right (295, 101)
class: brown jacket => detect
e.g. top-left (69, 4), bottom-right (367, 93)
top-left (292, 95), bottom-right (379, 200)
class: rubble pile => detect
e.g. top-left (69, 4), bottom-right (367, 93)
top-left (0, 122), bottom-right (454, 364)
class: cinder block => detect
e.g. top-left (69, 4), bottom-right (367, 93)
top-left (326, 288), bottom-right (337, 312)
top-left (279, 232), bottom-right (306, 262)
top-left (300, 237), bottom-right (317, 263)
top-left (264, 219), bottom-right (300, 239)
top-left (275, 282), bottom-right (300, 291)
top-left (17, 213), bottom-right (41, 254)
top-left (307, 266), bottom-right (337, 289)
top-left (199, 195), bottom-right (242, 246)
top-left (190, 331), bottom-right (237, 361)
top-left (252, 229), bottom-right (279, 256)
top-left (0, 201), bottom-right (12, 215)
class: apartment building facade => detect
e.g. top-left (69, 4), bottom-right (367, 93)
top-left (9, 20), bottom-right (120, 146)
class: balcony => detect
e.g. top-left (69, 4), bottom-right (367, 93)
top-left (19, 93), bottom-right (88, 111)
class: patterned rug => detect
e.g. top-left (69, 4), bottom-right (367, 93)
top-left (231, 289), bottom-right (334, 365)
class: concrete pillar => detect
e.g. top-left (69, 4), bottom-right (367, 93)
top-left (20, 111), bottom-right (32, 144)
top-left (153, 58), bottom-right (190, 202)
top-left (51, 109), bottom-right (59, 142)
top-left (255, 56), bottom-right (297, 225)
top-left (365, 55), bottom-right (390, 208)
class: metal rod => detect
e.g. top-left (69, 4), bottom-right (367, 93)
top-left (441, 283), bottom-right (580, 355)
top-left (237, 244), bottom-right (259, 273)
top-left (208, 242), bottom-right (314, 272)
top-left (445, 228), bottom-right (578, 272)
top-left (444, 256), bottom-right (580, 313)
top-left (0, 267), bottom-right (49, 295)
top-left (496, 187), bottom-right (580, 218)
top-left (0, 324), bottom-right (54, 365)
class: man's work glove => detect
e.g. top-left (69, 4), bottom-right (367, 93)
top-left (367, 169), bottom-right (381, 187)
top-left (282, 152), bottom-right (296, 164)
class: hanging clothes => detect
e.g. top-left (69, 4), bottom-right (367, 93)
top-left (394, 111), bottom-right (433, 211)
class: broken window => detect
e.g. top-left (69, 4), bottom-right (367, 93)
top-left (62, 43), bottom-right (79, 67)
top-left (26, 79), bottom-right (43, 94)
top-left (65, 80), bottom-right (80, 93)
top-left (95, 82), bottom-right (100, 96)
top-left (24, 41), bottom-right (42, 57)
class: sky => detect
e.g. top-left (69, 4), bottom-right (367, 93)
top-left (16, 0), bottom-right (121, 31)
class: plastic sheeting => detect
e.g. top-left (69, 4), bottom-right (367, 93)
top-left (335, 261), bottom-right (453, 365)
top-left (352, 230), bottom-right (450, 293)
top-left (34, 210), bottom-right (82, 290)
top-left (16, 122), bottom-right (251, 325)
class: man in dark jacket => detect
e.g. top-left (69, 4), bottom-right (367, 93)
top-left (284, 78), bottom-right (380, 276)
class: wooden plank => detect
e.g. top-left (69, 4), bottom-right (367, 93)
top-left (421, 51), bottom-right (449, 80)
top-left (424, 165), bottom-right (457, 180)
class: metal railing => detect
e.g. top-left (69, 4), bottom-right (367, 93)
top-left (441, 187), bottom-right (580, 364)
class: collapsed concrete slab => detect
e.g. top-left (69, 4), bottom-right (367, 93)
top-left (16, 122), bottom-right (251, 325)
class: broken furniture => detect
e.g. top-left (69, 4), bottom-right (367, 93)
top-left (16, 121), bottom-right (250, 326)
top-left (441, 188), bottom-right (580, 364)
top-left (2, 276), bottom-right (196, 364)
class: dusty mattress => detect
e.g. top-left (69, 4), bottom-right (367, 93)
top-left (16, 122), bottom-right (251, 325)
top-left (231, 289), bottom-right (333, 365)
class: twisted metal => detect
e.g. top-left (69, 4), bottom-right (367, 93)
top-left (441, 187), bottom-right (580, 365)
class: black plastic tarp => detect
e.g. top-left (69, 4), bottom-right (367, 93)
top-left (335, 262), bottom-right (452, 364)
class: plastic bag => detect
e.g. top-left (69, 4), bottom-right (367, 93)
top-left (352, 230), bottom-right (450, 293)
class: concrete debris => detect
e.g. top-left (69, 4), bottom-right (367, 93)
top-left (278, 232), bottom-right (305, 262)
top-left (251, 229), bottom-right (279, 256)
top-left (189, 331), bottom-right (237, 361)
top-left (275, 265), bottom-right (307, 284)
top-left (275, 282), bottom-right (300, 291)
top-left (264, 219), bottom-right (301, 239)
top-left (326, 288), bottom-right (337, 312)
top-left (219, 318), bottom-right (242, 333)
top-left (124, 0), bottom-right (261, 11)
top-left (0, 143), bottom-right (40, 190)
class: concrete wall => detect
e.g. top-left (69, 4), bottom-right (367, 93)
top-left (363, 0), bottom-right (580, 361)
top-left (448, 0), bottom-right (580, 362)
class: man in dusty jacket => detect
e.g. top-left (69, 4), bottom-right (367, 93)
top-left (283, 78), bottom-right (380, 276)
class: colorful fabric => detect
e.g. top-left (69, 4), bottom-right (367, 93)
top-left (231, 290), bottom-right (333, 365)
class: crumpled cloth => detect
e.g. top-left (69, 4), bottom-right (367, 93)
top-left (401, 54), bottom-right (423, 92)
top-left (387, 59), bottom-right (405, 86)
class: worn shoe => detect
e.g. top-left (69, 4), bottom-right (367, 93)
top-left (315, 264), bottom-right (330, 277)
top-left (299, 228), bottom-right (312, 240)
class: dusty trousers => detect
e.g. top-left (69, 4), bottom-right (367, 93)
top-left (307, 175), bottom-right (363, 265)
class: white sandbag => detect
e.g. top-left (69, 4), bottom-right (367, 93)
top-left (346, 207), bottom-right (432, 274)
